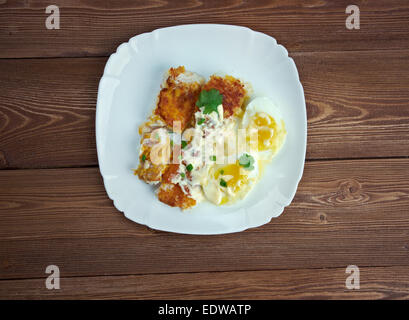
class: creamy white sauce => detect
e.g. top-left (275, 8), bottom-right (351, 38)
top-left (171, 104), bottom-right (237, 203)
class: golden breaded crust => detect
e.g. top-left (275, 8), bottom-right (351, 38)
top-left (136, 137), bottom-right (196, 210)
top-left (158, 183), bottom-right (196, 210)
top-left (203, 75), bottom-right (246, 118)
top-left (162, 164), bottom-right (180, 183)
top-left (155, 66), bottom-right (202, 131)
top-left (158, 164), bottom-right (196, 209)
top-left (134, 144), bottom-right (168, 184)
top-left (166, 66), bottom-right (185, 84)
top-left (135, 120), bottom-right (170, 184)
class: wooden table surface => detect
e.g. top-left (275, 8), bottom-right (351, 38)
top-left (1, 0), bottom-right (409, 300)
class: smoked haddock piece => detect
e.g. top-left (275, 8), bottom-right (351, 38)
top-left (155, 66), bottom-right (203, 131)
top-left (203, 75), bottom-right (246, 118)
top-left (157, 183), bottom-right (196, 210)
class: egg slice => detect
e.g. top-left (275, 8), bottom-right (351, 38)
top-left (203, 154), bottom-right (258, 205)
top-left (241, 97), bottom-right (286, 161)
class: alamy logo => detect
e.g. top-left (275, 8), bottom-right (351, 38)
top-left (45, 265), bottom-right (60, 290)
top-left (345, 265), bottom-right (360, 289)
top-left (45, 5), bottom-right (60, 30)
top-left (345, 5), bottom-right (360, 30)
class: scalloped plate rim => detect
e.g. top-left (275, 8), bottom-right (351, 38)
top-left (96, 24), bottom-right (307, 235)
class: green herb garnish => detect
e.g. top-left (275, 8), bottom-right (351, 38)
top-left (186, 164), bottom-right (193, 172)
top-left (181, 140), bottom-right (188, 149)
top-left (170, 140), bottom-right (174, 147)
top-left (180, 173), bottom-right (185, 178)
top-left (210, 155), bottom-right (216, 161)
top-left (197, 118), bottom-right (205, 125)
top-left (239, 153), bottom-right (255, 170)
top-left (196, 89), bottom-right (223, 115)
top-left (141, 154), bottom-right (146, 162)
top-left (220, 169), bottom-right (224, 175)
top-left (220, 179), bottom-right (227, 187)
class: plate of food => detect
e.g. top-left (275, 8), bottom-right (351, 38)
top-left (96, 24), bottom-right (306, 234)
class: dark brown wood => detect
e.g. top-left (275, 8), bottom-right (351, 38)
top-left (0, 159), bottom-right (408, 280)
top-left (296, 50), bottom-right (409, 160)
top-left (0, 57), bottom-right (105, 168)
top-left (1, 0), bottom-right (409, 58)
top-left (1, 0), bottom-right (409, 300)
top-left (1, 266), bottom-right (408, 300)
top-left (1, 51), bottom-right (408, 169)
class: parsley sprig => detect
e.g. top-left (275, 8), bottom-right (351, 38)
top-left (196, 89), bottom-right (223, 115)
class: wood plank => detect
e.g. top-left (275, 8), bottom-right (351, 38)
top-left (1, 0), bottom-right (409, 58)
top-left (1, 266), bottom-right (408, 299)
top-left (296, 50), bottom-right (409, 160)
top-left (1, 51), bottom-right (409, 169)
top-left (0, 159), bottom-right (408, 279)
top-left (0, 57), bottom-right (105, 168)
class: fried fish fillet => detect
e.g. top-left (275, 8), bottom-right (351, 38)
top-left (134, 142), bottom-right (168, 185)
top-left (202, 75), bottom-right (246, 118)
top-left (136, 66), bottom-right (203, 186)
top-left (157, 164), bottom-right (196, 210)
top-left (157, 183), bottom-right (196, 210)
top-left (134, 116), bottom-right (169, 184)
top-left (155, 66), bottom-right (204, 131)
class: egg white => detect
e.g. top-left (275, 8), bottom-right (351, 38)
top-left (241, 97), bottom-right (286, 161)
top-left (242, 97), bottom-right (283, 129)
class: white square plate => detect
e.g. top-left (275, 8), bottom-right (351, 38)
top-left (96, 24), bottom-right (307, 235)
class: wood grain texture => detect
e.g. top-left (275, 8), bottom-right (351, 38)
top-left (1, 51), bottom-right (408, 169)
top-left (0, 159), bottom-right (408, 280)
top-left (0, 57), bottom-right (105, 168)
top-left (296, 50), bottom-right (409, 160)
top-left (1, 0), bottom-right (409, 300)
top-left (1, 266), bottom-right (408, 300)
top-left (1, 0), bottom-right (409, 58)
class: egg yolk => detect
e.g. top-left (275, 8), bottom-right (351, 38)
top-left (215, 163), bottom-right (245, 188)
top-left (214, 162), bottom-right (249, 204)
top-left (247, 112), bottom-right (283, 153)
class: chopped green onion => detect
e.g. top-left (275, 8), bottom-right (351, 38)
top-left (210, 155), bottom-right (216, 161)
top-left (239, 153), bottom-right (255, 170)
top-left (220, 169), bottom-right (224, 175)
top-left (141, 154), bottom-right (146, 162)
top-left (181, 140), bottom-right (188, 149)
top-left (186, 164), bottom-right (193, 172)
top-left (180, 173), bottom-right (185, 178)
top-left (220, 179), bottom-right (227, 187)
